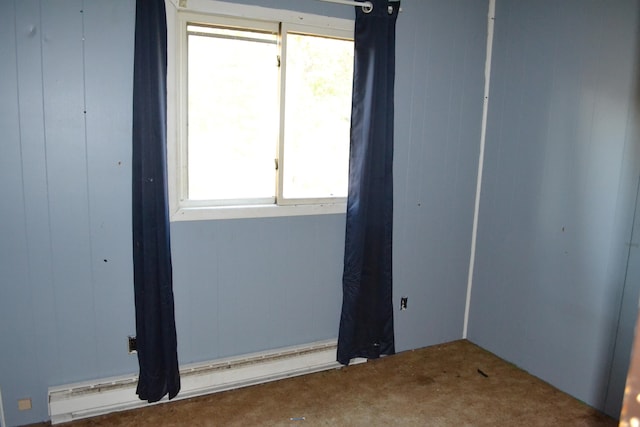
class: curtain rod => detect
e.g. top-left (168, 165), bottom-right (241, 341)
top-left (317, 0), bottom-right (374, 12)
top-left (316, 0), bottom-right (401, 13)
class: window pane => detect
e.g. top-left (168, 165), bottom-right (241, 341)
top-left (187, 25), bottom-right (278, 201)
top-left (283, 33), bottom-right (353, 199)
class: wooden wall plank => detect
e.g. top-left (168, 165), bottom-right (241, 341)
top-left (0, 2), bottom-right (42, 425)
top-left (14, 0), bottom-right (62, 380)
top-left (82, 0), bottom-right (137, 377)
top-left (40, 0), bottom-right (97, 381)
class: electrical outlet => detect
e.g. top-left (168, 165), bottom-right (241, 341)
top-left (17, 398), bottom-right (31, 411)
top-left (400, 297), bottom-right (408, 310)
top-left (128, 336), bottom-right (137, 354)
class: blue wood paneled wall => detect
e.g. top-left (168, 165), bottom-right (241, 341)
top-left (1, 1), bottom-right (138, 425)
top-left (15, 0), bottom-right (640, 424)
top-left (468, 0), bottom-right (640, 416)
top-left (4, 0), bottom-right (640, 424)
top-left (0, 0), bottom-right (488, 425)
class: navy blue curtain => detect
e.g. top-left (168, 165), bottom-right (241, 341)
top-left (337, 0), bottom-right (399, 366)
top-left (132, 0), bottom-right (180, 402)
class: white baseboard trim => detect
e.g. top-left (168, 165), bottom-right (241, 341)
top-left (49, 339), bottom-right (365, 424)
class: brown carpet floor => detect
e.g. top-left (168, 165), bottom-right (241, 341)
top-left (33, 340), bottom-right (616, 426)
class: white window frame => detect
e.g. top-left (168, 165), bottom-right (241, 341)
top-left (166, 0), bottom-right (354, 221)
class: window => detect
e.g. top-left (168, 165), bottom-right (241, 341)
top-left (168, 5), bottom-right (354, 221)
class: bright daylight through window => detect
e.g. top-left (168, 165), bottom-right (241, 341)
top-left (174, 10), bottom-right (354, 220)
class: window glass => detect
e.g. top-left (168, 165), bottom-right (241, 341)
top-left (282, 33), bottom-right (353, 200)
top-left (187, 24), bottom-right (279, 202)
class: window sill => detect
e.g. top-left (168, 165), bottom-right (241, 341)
top-left (170, 202), bottom-right (347, 222)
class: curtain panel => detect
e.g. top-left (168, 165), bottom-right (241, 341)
top-left (132, 0), bottom-right (181, 402)
top-left (337, 0), bottom-right (400, 365)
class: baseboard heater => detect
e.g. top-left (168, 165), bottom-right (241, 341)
top-left (49, 339), bottom-right (364, 424)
